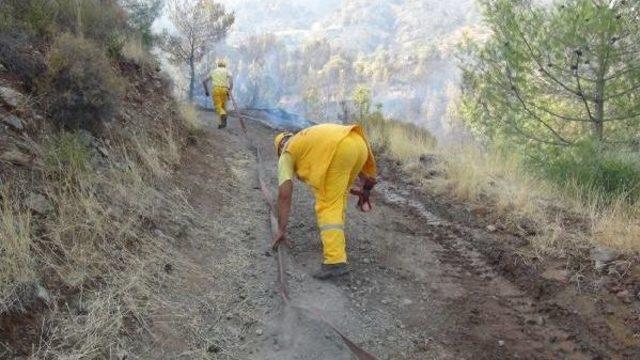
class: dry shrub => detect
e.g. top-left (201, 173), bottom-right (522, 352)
top-left (358, 111), bottom-right (436, 164)
top-left (0, 192), bottom-right (36, 313)
top-left (427, 144), bottom-right (640, 255)
top-left (43, 33), bottom-right (124, 134)
top-left (178, 102), bottom-right (206, 137)
top-left (591, 199), bottom-right (640, 253)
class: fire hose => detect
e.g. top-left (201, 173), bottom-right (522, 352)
top-left (229, 95), bottom-right (378, 360)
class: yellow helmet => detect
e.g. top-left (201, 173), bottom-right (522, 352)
top-left (274, 132), bottom-right (293, 156)
top-left (217, 58), bottom-right (227, 67)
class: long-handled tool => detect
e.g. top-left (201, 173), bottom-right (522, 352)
top-left (229, 96), bottom-right (377, 360)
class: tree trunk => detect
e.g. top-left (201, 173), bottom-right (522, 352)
top-left (188, 56), bottom-right (195, 101)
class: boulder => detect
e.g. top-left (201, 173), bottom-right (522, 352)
top-left (0, 86), bottom-right (27, 109)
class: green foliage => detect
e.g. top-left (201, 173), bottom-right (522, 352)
top-left (462, 0), bottom-right (640, 147)
top-left (43, 34), bottom-right (124, 134)
top-left (352, 84), bottom-right (372, 120)
top-left (535, 141), bottom-right (640, 203)
top-left (0, 0), bottom-right (59, 38)
top-left (121, 0), bottom-right (164, 48)
top-left (44, 131), bottom-right (92, 177)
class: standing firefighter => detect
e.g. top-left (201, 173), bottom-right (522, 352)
top-left (203, 59), bottom-right (233, 129)
top-left (272, 124), bottom-right (377, 280)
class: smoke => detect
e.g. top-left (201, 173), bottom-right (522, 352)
top-left (160, 0), bottom-right (483, 139)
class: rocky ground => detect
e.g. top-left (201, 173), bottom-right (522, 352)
top-left (126, 111), bottom-right (640, 359)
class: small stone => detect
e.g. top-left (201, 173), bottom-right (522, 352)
top-left (2, 114), bottom-right (24, 130)
top-left (363, 258), bottom-right (371, 264)
top-left (591, 246), bottom-right (620, 270)
top-left (498, 340), bottom-right (505, 347)
top-left (35, 284), bottom-right (51, 304)
top-left (541, 268), bottom-right (569, 283)
top-left (25, 193), bottom-right (52, 215)
top-left (255, 328), bottom-right (263, 336)
top-left (0, 87), bottom-right (26, 109)
top-left (616, 290), bottom-right (631, 303)
top-left (225, 313), bottom-right (233, 320)
top-left (486, 224), bottom-right (497, 232)
top-left (164, 263), bottom-right (173, 273)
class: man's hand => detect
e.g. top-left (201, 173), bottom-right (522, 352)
top-left (350, 177), bottom-right (376, 213)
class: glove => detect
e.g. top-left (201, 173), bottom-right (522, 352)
top-left (350, 178), bottom-right (376, 212)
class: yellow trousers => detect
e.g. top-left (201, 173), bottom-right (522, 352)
top-left (314, 132), bottom-right (369, 264)
top-left (212, 86), bottom-right (229, 122)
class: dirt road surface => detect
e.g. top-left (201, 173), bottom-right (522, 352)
top-left (129, 112), bottom-right (636, 359)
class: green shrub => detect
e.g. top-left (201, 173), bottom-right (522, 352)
top-left (537, 141), bottom-right (640, 203)
top-left (44, 132), bottom-right (92, 178)
top-left (43, 34), bottom-right (124, 134)
top-left (0, 0), bottom-right (59, 38)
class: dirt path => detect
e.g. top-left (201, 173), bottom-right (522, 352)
top-left (133, 112), bottom-right (629, 359)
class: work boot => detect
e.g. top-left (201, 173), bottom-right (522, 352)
top-left (218, 114), bottom-right (227, 129)
top-left (313, 263), bottom-right (350, 280)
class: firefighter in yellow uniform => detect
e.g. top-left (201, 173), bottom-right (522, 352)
top-left (272, 124), bottom-right (377, 280)
top-left (203, 59), bottom-right (233, 129)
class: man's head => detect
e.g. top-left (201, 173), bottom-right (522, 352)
top-left (274, 132), bottom-right (293, 157)
top-left (217, 59), bottom-right (227, 68)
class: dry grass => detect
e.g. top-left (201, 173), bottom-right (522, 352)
top-left (0, 111), bottom-right (203, 357)
top-left (591, 200), bottom-right (640, 253)
top-left (430, 145), bottom-right (640, 255)
top-left (178, 102), bottom-right (206, 137)
top-left (362, 114), bottom-right (640, 256)
top-left (359, 112), bottom-right (436, 164)
top-left (0, 191), bottom-right (36, 313)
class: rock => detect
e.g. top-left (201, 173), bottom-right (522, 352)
top-left (558, 340), bottom-right (576, 353)
top-left (25, 193), bottom-right (52, 215)
top-left (35, 284), bottom-right (51, 304)
top-left (591, 246), bottom-right (620, 270)
top-left (1, 148), bottom-right (31, 166)
top-left (616, 290), bottom-right (631, 303)
top-left (541, 268), bottom-right (569, 283)
top-left (498, 340), bottom-right (505, 347)
top-left (164, 263), bottom-right (173, 273)
top-left (486, 224), bottom-right (497, 232)
top-left (255, 328), bottom-right (263, 336)
top-left (0, 87), bottom-right (27, 109)
top-left (2, 114), bottom-right (24, 130)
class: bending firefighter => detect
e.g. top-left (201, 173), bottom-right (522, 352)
top-left (272, 124), bottom-right (377, 280)
top-left (203, 59), bottom-right (233, 129)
